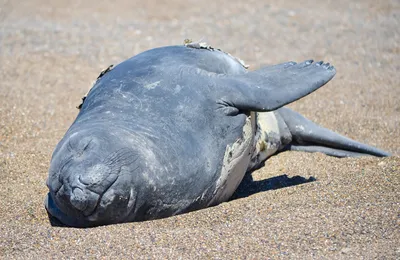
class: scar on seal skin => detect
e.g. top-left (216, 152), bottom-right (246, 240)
top-left (46, 42), bottom-right (391, 227)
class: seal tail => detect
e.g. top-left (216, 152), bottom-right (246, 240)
top-left (277, 107), bottom-right (391, 157)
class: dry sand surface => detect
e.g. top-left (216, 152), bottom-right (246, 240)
top-left (0, 0), bottom-right (399, 258)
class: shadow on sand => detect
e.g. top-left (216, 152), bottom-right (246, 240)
top-left (230, 173), bottom-right (316, 200)
top-left (48, 173), bottom-right (317, 227)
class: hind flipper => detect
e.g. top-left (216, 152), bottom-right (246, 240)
top-left (278, 107), bottom-right (390, 157)
top-left (283, 145), bottom-right (371, 157)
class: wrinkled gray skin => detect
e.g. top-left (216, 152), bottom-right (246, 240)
top-left (45, 45), bottom-right (390, 227)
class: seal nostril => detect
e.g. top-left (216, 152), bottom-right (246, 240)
top-left (70, 187), bottom-right (88, 211)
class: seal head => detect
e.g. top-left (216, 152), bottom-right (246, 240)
top-left (46, 125), bottom-right (148, 227)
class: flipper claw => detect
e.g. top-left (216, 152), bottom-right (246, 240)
top-left (323, 62), bottom-right (331, 68)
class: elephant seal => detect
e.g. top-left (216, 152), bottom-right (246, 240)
top-left (45, 43), bottom-right (390, 227)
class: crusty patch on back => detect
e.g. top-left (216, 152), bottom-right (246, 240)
top-left (184, 39), bottom-right (213, 50)
top-left (183, 39), bottom-right (249, 69)
top-left (77, 65), bottom-right (114, 109)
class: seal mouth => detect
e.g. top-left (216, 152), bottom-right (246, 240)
top-left (85, 164), bottom-right (140, 224)
top-left (47, 172), bottom-right (121, 227)
top-left (53, 171), bottom-right (119, 217)
top-left (81, 173), bottom-right (119, 220)
top-left (47, 148), bottom-right (140, 227)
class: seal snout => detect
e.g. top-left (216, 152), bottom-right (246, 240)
top-left (53, 171), bottom-right (102, 216)
top-left (70, 187), bottom-right (88, 211)
top-left (46, 129), bottom-right (141, 226)
top-left (55, 163), bottom-right (118, 215)
top-left (62, 184), bottom-right (100, 215)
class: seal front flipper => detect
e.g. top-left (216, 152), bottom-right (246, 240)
top-left (253, 61), bottom-right (298, 75)
top-left (217, 60), bottom-right (336, 114)
top-left (278, 107), bottom-right (391, 157)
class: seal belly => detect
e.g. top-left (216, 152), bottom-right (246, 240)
top-left (208, 112), bottom-right (256, 206)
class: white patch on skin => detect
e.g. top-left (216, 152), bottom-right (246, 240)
top-left (174, 84), bottom-right (182, 94)
top-left (208, 112), bottom-right (256, 206)
top-left (144, 81), bottom-right (161, 90)
top-left (127, 187), bottom-right (137, 211)
top-left (248, 112), bottom-right (282, 170)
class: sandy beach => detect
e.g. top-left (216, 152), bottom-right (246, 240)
top-left (0, 0), bottom-right (399, 258)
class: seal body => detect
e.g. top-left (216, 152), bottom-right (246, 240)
top-left (46, 46), bottom-right (255, 226)
top-left (45, 45), bottom-right (389, 227)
